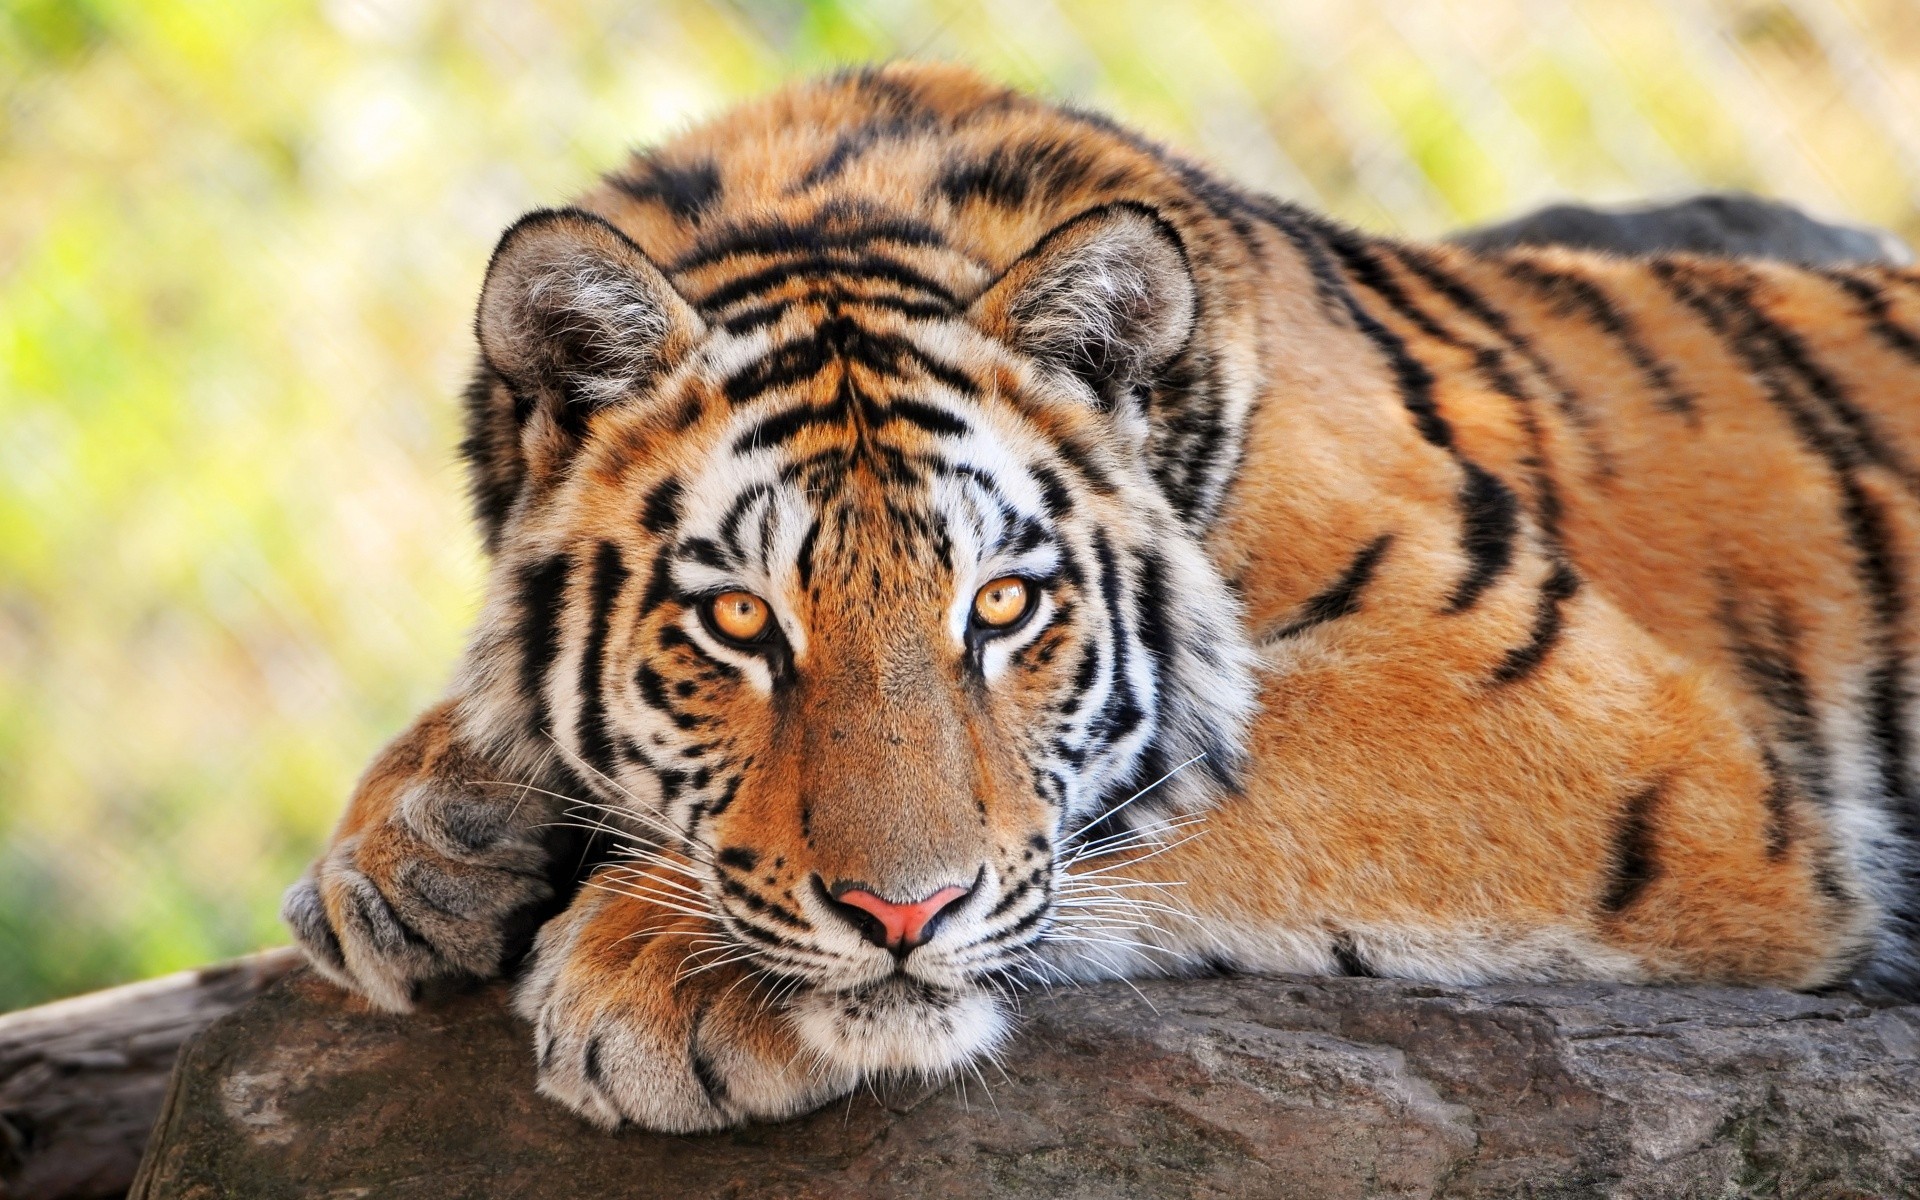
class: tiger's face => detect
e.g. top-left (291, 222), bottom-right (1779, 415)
top-left (458, 203), bottom-right (1255, 1077)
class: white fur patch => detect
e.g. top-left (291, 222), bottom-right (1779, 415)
top-left (788, 979), bottom-right (1008, 1079)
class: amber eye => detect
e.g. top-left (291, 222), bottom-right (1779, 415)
top-left (972, 577), bottom-right (1032, 629)
top-left (709, 591), bottom-right (772, 644)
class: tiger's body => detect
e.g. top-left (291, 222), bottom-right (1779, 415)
top-left (284, 63), bottom-right (1920, 1132)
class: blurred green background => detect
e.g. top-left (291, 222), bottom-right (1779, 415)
top-left (4, 0), bottom-right (1920, 1011)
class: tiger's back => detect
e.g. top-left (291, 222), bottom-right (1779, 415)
top-left (1362, 243), bottom-right (1920, 993)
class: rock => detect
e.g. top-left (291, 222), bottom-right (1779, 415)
top-left (130, 969), bottom-right (1919, 1199)
top-left (1451, 193), bottom-right (1913, 266)
top-left (0, 949), bottom-right (302, 1200)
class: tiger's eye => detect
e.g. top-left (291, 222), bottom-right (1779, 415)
top-left (973, 577), bottom-right (1031, 628)
top-left (710, 591), bottom-right (771, 643)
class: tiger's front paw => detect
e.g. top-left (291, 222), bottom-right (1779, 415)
top-left (281, 703), bottom-right (558, 1011)
top-left (514, 872), bottom-right (858, 1132)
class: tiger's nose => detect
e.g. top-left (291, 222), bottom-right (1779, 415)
top-left (823, 879), bottom-right (974, 954)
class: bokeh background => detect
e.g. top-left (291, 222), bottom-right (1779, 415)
top-left (6, 0), bottom-right (1920, 1011)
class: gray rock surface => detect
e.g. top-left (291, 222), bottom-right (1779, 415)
top-left (1452, 193), bottom-right (1913, 266)
top-left (0, 949), bottom-right (300, 1200)
top-left (130, 969), bottom-right (1919, 1199)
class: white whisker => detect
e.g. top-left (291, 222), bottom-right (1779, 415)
top-left (1059, 753), bottom-right (1207, 849)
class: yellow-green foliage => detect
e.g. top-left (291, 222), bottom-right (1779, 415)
top-left (3, 0), bottom-right (1917, 1010)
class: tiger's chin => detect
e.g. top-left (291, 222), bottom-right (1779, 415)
top-left (789, 976), bottom-right (1010, 1080)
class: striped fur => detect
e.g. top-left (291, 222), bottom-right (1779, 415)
top-left (286, 64), bottom-right (1920, 1131)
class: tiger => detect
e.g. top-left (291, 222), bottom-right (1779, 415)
top-left (282, 62), bottom-right (1920, 1133)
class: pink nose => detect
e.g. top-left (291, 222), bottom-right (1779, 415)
top-left (828, 883), bottom-right (973, 952)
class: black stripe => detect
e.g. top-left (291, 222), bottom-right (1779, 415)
top-left (640, 476), bottom-right (683, 535)
top-left (635, 662), bottom-right (703, 731)
top-left (458, 367), bottom-right (520, 550)
top-left (1470, 345), bottom-right (1564, 545)
top-left (1133, 550), bottom-right (1177, 675)
top-left (1030, 463), bottom-right (1074, 518)
top-left (795, 519), bottom-right (821, 592)
top-left (1159, 351), bottom-right (1235, 524)
top-left (717, 483), bottom-right (775, 559)
top-left (515, 554), bottom-right (572, 737)
top-left (582, 1035), bottom-right (610, 1092)
top-left (1282, 222), bottom-right (1453, 449)
top-left (1272, 221), bottom-right (1580, 612)
top-left (984, 873), bottom-right (1041, 923)
top-left (706, 770), bottom-right (745, 818)
top-left (346, 877), bottom-right (433, 953)
top-left (1824, 269), bottom-right (1920, 367)
top-left (1313, 235), bottom-right (1570, 550)
top-left (1716, 580), bottom-right (1829, 809)
top-left (575, 542), bottom-right (630, 779)
top-left (719, 877), bottom-right (809, 930)
top-left (1315, 225), bottom-right (1456, 341)
top-left (694, 254), bottom-right (958, 314)
top-left (725, 914), bottom-right (790, 946)
top-left (1268, 534), bottom-right (1394, 641)
top-left (1050, 434), bottom-right (1118, 495)
top-left (1685, 264), bottom-right (1917, 488)
top-left (984, 896), bottom-right (1051, 945)
top-left (1085, 531), bottom-right (1146, 749)
top-left (723, 334), bottom-right (837, 405)
top-left (1489, 561), bottom-right (1580, 685)
top-left (721, 304), bottom-right (789, 337)
top-left (1601, 783), bottom-right (1663, 914)
top-left (720, 290), bottom-right (951, 335)
top-left (609, 157), bottom-right (721, 224)
top-left (1233, 192), bottom-right (1361, 318)
top-left (679, 537), bottom-right (728, 569)
top-left (723, 319), bottom-right (978, 410)
top-left (637, 551), bottom-right (676, 618)
top-left (687, 1007), bottom-right (729, 1110)
top-left (1844, 475), bottom-right (1914, 805)
top-left (672, 212), bottom-right (946, 273)
top-left (1391, 245), bottom-right (1613, 476)
top-left (1759, 745), bottom-right (1793, 861)
top-left (1501, 258), bottom-right (1697, 419)
top-left (657, 624), bottom-right (740, 682)
top-left (890, 397), bottom-right (969, 437)
top-left (1329, 933), bottom-right (1376, 977)
top-left (1007, 515), bottom-right (1048, 557)
top-left (888, 340), bottom-right (980, 397)
top-left (938, 139), bottom-right (1100, 209)
top-left (733, 398), bottom-right (849, 453)
top-left (791, 119), bottom-right (934, 192)
top-left (1446, 462), bottom-right (1521, 613)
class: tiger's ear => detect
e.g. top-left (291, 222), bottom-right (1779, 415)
top-left (972, 202), bottom-right (1196, 411)
top-left (464, 208), bottom-right (703, 546)
top-left (477, 207), bottom-right (702, 420)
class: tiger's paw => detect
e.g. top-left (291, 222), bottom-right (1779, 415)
top-left (282, 703), bottom-right (557, 1012)
top-left (513, 876), bottom-right (859, 1132)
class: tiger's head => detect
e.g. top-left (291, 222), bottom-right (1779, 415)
top-left (456, 200), bottom-right (1255, 1078)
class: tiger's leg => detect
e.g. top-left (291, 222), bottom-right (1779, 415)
top-left (515, 860), bottom-right (858, 1132)
top-left (281, 700), bottom-right (567, 1011)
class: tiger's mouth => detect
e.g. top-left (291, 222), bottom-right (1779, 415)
top-left (785, 972), bottom-right (1011, 1077)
